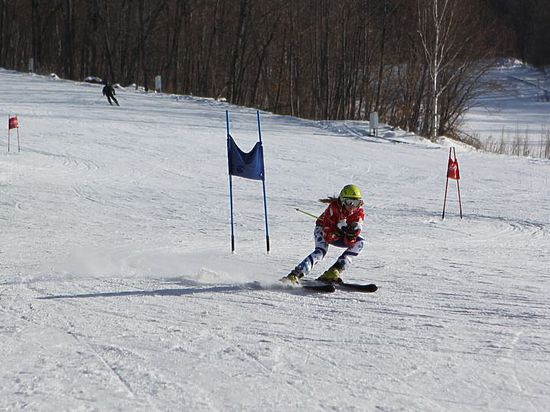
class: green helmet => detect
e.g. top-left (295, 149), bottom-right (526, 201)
top-left (339, 184), bottom-right (362, 200)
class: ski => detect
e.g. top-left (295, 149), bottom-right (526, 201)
top-left (280, 278), bottom-right (376, 293)
top-left (301, 278), bottom-right (377, 293)
top-left (280, 278), bottom-right (336, 293)
top-left (300, 281), bottom-right (336, 293)
top-left (334, 282), bottom-right (377, 293)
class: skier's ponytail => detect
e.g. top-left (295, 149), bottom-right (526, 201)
top-left (319, 196), bottom-right (338, 204)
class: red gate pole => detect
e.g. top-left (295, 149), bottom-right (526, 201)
top-left (17, 128), bottom-right (20, 152)
top-left (441, 147), bottom-right (452, 220)
top-left (442, 175), bottom-right (449, 220)
top-left (456, 180), bottom-right (463, 219)
top-left (451, 147), bottom-right (463, 219)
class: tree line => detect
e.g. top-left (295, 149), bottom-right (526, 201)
top-left (490, 0), bottom-right (550, 68)
top-left (1, 0), bottom-right (541, 139)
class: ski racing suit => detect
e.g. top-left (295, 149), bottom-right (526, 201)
top-left (296, 199), bottom-right (365, 275)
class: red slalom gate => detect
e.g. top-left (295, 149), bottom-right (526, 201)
top-left (7, 115), bottom-right (21, 152)
top-left (442, 147), bottom-right (463, 219)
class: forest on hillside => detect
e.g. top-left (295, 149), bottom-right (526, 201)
top-left (1, 0), bottom-right (549, 139)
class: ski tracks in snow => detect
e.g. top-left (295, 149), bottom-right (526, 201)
top-left (14, 279), bottom-right (220, 411)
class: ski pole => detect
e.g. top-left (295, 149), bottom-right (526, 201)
top-left (295, 208), bottom-right (318, 220)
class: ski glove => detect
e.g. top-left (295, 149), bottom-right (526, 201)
top-left (345, 227), bottom-right (360, 241)
top-left (336, 219), bottom-right (348, 238)
top-left (344, 222), bottom-right (361, 242)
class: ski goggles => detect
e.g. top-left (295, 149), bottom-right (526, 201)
top-left (341, 198), bottom-right (363, 208)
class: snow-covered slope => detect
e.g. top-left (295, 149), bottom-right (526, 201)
top-left (463, 59), bottom-right (550, 156)
top-left (1, 68), bottom-right (549, 411)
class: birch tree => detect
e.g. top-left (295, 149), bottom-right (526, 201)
top-left (417, 0), bottom-right (498, 139)
top-left (417, 0), bottom-right (453, 140)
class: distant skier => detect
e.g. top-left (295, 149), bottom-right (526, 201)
top-left (285, 184), bottom-right (366, 283)
top-left (102, 82), bottom-right (119, 106)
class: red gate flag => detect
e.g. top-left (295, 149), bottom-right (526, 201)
top-left (8, 116), bottom-right (19, 130)
top-left (447, 152), bottom-right (460, 180)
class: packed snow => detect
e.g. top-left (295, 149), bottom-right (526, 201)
top-left (1, 66), bottom-right (549, 411)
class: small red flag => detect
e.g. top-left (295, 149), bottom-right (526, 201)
top-left (447, 153), bottom-right (460, 180)
top-left (8, 116), bottom-right (19, 130)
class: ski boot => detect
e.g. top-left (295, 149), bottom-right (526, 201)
top-left (284, 268), bottom-right (305, 284)
top-left (316, 262), bottom-right (344, 283)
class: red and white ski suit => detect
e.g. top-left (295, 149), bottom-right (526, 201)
top-left (316, 200), bottom-right (365, 246)
top-left (295, 200), bottom-right (365, 275)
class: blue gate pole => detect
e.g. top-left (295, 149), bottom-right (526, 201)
top-left (226, 111), bottom-right (236, 253)
top-left (257, 111), bottom-right (270, 253)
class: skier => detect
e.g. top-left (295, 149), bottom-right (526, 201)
top-left (102, 82), bottom-right (119, 106)
top-left (286, 184), bottom-right (366, 284)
